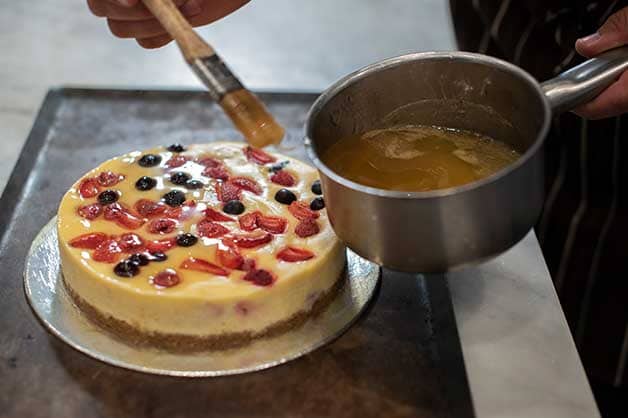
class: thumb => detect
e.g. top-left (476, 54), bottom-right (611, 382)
top-left (576, 6), bottom-right (628, 58)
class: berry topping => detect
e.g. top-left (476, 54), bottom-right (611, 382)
top-left (169, 172), bottom-right (191, 185)
top-left (198, 157), bottom-right (222, 168)
top-left (97, 171), bottom-right (124, 187)
top-left (165, 155), bottom-right (190, 168)
top-left (223, 200), bottom-right (245, 215)
top-left (230, 177), bottom-right (262, 195)
top-left (203, 165), bottom-right (230, 180)
top-left (204, 208), bottom-right (234, 222)
top-left (180, 257), bottom-right (229, 276)
top-left (243, 269), bottom-right (275, 286)
top-left (145, 237), bottom-right (177, 253)
top-left (92, 239), bottom-right (122, 263)
top-left (270, 170), bottom-right (296, 187)
top-left (274, 188), bottom-right (297, 205)
top-left (118, 233), bottom-right (144, 252)
top-left (103, 203), bottom-right (145, 230)
top-left (311, 180), bottom-right (322, 195)
top-left (239, 211), bottom-right (260, 231)
top-left (258, 214), bottom-right (288, 234)
top-left (163, 200), bottom-right (196, 221)
top-left (269, 160), bottom-right (290, 173)
top-left (148, 252), bottom-right (168, 262)
top-left (196, 220), bottom-right (230, 238)
top-left (241, 258), bottom-right (257, 271)
top-left (167, 143), bottom-right (185, 152)
top-left (244, 146), bottom-right (276, 164)
top-left (114, 259), bottom-right (140, 277)
top-left (77, 203), bottom-right (103, 220)
top-left (79, 178), bottom-right (100, 198)
top-left (69, 232), bottom-right (108, 249)
top-left (232, 231), bottom-right (273, 248)
top-left (277, 247), bottom-right (315, 262)
top-left (216, 245), bottom-right (244, 270)
top-left (288, 201), bottom-right (319, 220)
top-left (185, 179), bottom-right (204, 190)
top-left (152, 269), bottom-right (180, 288)
top-left (135, 176), bottom-right (157, 191)
top-left (138, 154), bottom-right (162, 167)
top-left (176, 233), bottom-right (198, 247)
top-left (97, 190), bottom-right (120, 205)
top-left (129, 253), bottom-right (150, 266)
top-left (134, 199), bottom-right (167, 218)
top-left (148, 218), bottom-right (178, 234)
top-left (310, 197), bottom-right (325, 211)
top-left (162, 190), bottom-right (186, 207)
top-left (217, 181), bottom-right (241, 203)
top-left (295, 218), bottom-right (320, 238)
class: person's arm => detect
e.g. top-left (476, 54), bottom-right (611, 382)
top-left (575, 6), bottom-right (628, 119)
top-left (87, 0), bottom-right (249, 49)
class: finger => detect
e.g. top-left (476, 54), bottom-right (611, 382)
top-left (107, 0), bottom-right (140, 7)
top-left (573, 71), bottom-right (628, 119)
top-left (575, 6), bottom-right (628, 58)
top-left (89, 0), bottom-right (188, 21)
top-left (137, 34), bottom-right (173, 49)
top-left (108, 0), bottom-right (248, 39)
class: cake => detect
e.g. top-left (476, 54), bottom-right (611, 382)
top-left (57, 142), bottom-right (346, 351)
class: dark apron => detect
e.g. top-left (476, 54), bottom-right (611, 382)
top-left (450, 0), bottom-right (627, 389)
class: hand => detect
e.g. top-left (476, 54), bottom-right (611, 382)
top-left (87, 0), bottom-right (250, 49)
top-left (574, 6), bottom-right (628, 119)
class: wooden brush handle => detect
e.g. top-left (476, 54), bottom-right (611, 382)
top-left (142, 0), bottom-right (213, 62)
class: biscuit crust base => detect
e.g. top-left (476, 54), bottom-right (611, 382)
top-left (63, 273), bottom-right (346, 353)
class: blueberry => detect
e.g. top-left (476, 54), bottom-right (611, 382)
top-left (310, 197), bottom-right (325, 211)
top-left (223, 200), bottom-right (245, 215)
top-left (268, 160), bottom-right (290, 173)
top-left (114, 260), bottom-right (140, 277)
top-left (148, 252), bottom-right (167, 262)
top-left (167, 144), bottom-right (185, 153)
top-left (128, 253), bottom-right (149, 266)
top-left (138, 154), bottom-right (162, 167)
top-left (176, 233), bottom-right (198, 247)
top-left (162, 190), bottom-right (186, 207)
top-left (274, 188), bottom-right (297, 205)
top-left (185, 179), bottom-right (204, 190)
top-left (135, 176), bottom-right (157, 191)
top-left (311, 180), bottom-right (322, 195)
top-left (97, 190), bottom-right (119, 205)
top-left (169, 172), bottom-right (191, 185)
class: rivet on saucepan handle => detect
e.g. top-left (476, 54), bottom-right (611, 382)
top-left (540, 46), bottom-right (628, 114)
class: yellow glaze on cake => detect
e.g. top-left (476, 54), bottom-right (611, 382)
top-left (57, 142), bottom-right (345, 341)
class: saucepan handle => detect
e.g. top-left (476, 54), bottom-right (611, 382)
top-left (540, 46), bottom-right (628, 113)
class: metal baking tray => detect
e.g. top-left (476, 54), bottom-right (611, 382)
top-left (0, 88), bottom-right (474, 418)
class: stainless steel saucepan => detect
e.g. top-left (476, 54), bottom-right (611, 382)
top-left (305, 47), bottom-right (628, 272)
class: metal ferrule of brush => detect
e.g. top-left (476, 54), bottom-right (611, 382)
top-left (189, 54), bottom-right (244, 102)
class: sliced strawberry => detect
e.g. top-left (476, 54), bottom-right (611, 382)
top-left (203, 165), bottom-right (229, 181)
top-left (180, 257), bottom-right (229, 276)
top-left (230, 177), bottom-right (262, 195)
top-left (134, 199), bottom-right (167, 218)
top-left (197, 157), bottom-right (222, 168)
top-left (277, 247), bottom-right (315, 262)
top-left (77, 203), bottom-right (103, 220)
top-left (97, 171), bottom-right (124, 187)
top-left (196, 220), bottom-right (230, 238)
top-left (288, 201), bottom-right (320, 220)
top-left (92, 239), bottom-right (122, 263)
top-left (152, 269), bottom-right (180, 288)
top-left (165, 155), bottom-right (190, 168)
top-left (295, 218), bottom-right (320, 238)
top-left (216, 245), bottom-right (244, 270)
top-left (118, 233), bottom-right (144, 252)
top-left (258, 214), bottom-right (287, 234)
top-left (204, 208), bottom-right (234, 222)
top-left (238, 211), bottom-right (260, 232)
top-left (270, 170), bottom-right (296, 187)
top-left (244, 146), bottom-right (276, 165)
top-left (243, 269), bottom-right (275, 286)
top-left (148, 218), bottom-right (177, 234)
top-left (241, 258), bottom-right (257, 272)
top-left (69, 233), bottom-right (108, 249)
top-left (216, 181), bottom-right (241, 202)
top-left (232, 231), bottom-right (273, 248)
top-left (145, 237), bottom-right (177, 253)
top-left (78, 178), bottom-right (100, 198)
top-left (104, 203), bottom-right (145, 230)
